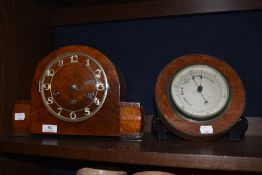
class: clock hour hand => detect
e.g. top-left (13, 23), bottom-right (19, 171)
top-left (83, 79), bottom-right (96, 85)
top-left (71, 84), bottom-right (78, 90)
top-left (87, 92), bottom-right (95, 100)
top-left (71, 83), bottom-right (96, 103)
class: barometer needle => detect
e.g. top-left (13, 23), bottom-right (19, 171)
top-left (192, 75), bottom-right (199, 87)
top-left (191, 75), bottom-right (208, 105)
top-left (200, 93), bottom-right (209, 104)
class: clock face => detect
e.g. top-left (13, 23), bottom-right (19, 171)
top-left (40, 52), bottom-right (109, 122)
top-left (170, 64), bottom-right (230, 121)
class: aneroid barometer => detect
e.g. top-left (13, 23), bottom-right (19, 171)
top-left (12, 45), bottom-right (143, 137)
top-left (155, 54), bottom-right (245, 140)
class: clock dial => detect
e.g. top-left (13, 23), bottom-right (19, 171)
top-left (170, 65), bottom-right (230, 121)
top-left (40, 52), bottom-right (108, 122)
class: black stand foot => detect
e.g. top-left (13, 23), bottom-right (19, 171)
top-left (229, 116), bottom-right (248, 141)
top-left (151, 115), bottom-right (168, 140)
top-left (152, 114), bottom-right (248, 141)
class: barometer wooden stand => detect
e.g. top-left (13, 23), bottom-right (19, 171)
top-left (154, 54), bottom-right (246, 140)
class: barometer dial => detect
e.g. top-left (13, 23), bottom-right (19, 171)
top-left (170, 65), bottom-right (230, 121)
top-left (155, 54), bottom-right (245, 140)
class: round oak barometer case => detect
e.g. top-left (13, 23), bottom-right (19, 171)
top-left (31, 45), bottom-right (122, 136)
top-left (155, 54), bottom-right (245, 140)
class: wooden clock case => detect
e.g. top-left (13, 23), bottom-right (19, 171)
top-left (155, 54), bottom-right (246, 140)
top-left (12, 45), bottom-right (143, 137)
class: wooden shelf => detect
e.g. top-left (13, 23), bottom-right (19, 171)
top-left (0, 133), bottom-right (262, 172)
top-left (1, 1), bottom-right (262, 174)
top-left (36, 0), bottom-right (262, 25)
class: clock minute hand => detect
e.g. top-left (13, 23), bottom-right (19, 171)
top-left (71, 84), bottom-right (95, 100)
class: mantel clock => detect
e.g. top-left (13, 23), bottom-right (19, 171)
top-left (13, 45), bottom-right (143, 137)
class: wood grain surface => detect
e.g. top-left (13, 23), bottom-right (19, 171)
top-left (39, 0), bottom-right (262, 26)
top-left (0, 0), bottom-right (52, 174)
top-left (12, 101), bottom-right (31, 135)
top-left (30, 45), bottom-right (122, 136)
top-left (1, 0), bottom-right (262, 174)
top-left (0, 132), bottom-right (262, 172)
top-left (120, 102), bottom-right (144, 137)
top-left (0, 0), bottom-right (52, 134)
top-left (155, 54), bottom-right (245, 140)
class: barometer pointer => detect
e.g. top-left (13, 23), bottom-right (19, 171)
top-left (192, 75), bottom-right (208, 105)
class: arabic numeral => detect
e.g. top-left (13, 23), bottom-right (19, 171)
top-left (70, 112), bottom-right (77, 119)
top-left (47, 97), bottom-right (53, 104)
top-left (95, 69), bottom-right (102, 79)
top-left (43, 83), bottom-right (51, 90)
top-left (84, 108), bottom-right (91, 116)
top-left (70, 54), bottom-right (78, 63)
top-left (58, 59), bottom-right (64, 66)
top-left (97, 82), bottom-right (105, 91)
top-left (94, 98), bottom-right (100, 106)
top-left (47, 69), bottom-right (55, 76)
top-left (57, 107), bottom-right (63, 115)
top-left (86, 59), bottom-right (90, 66)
